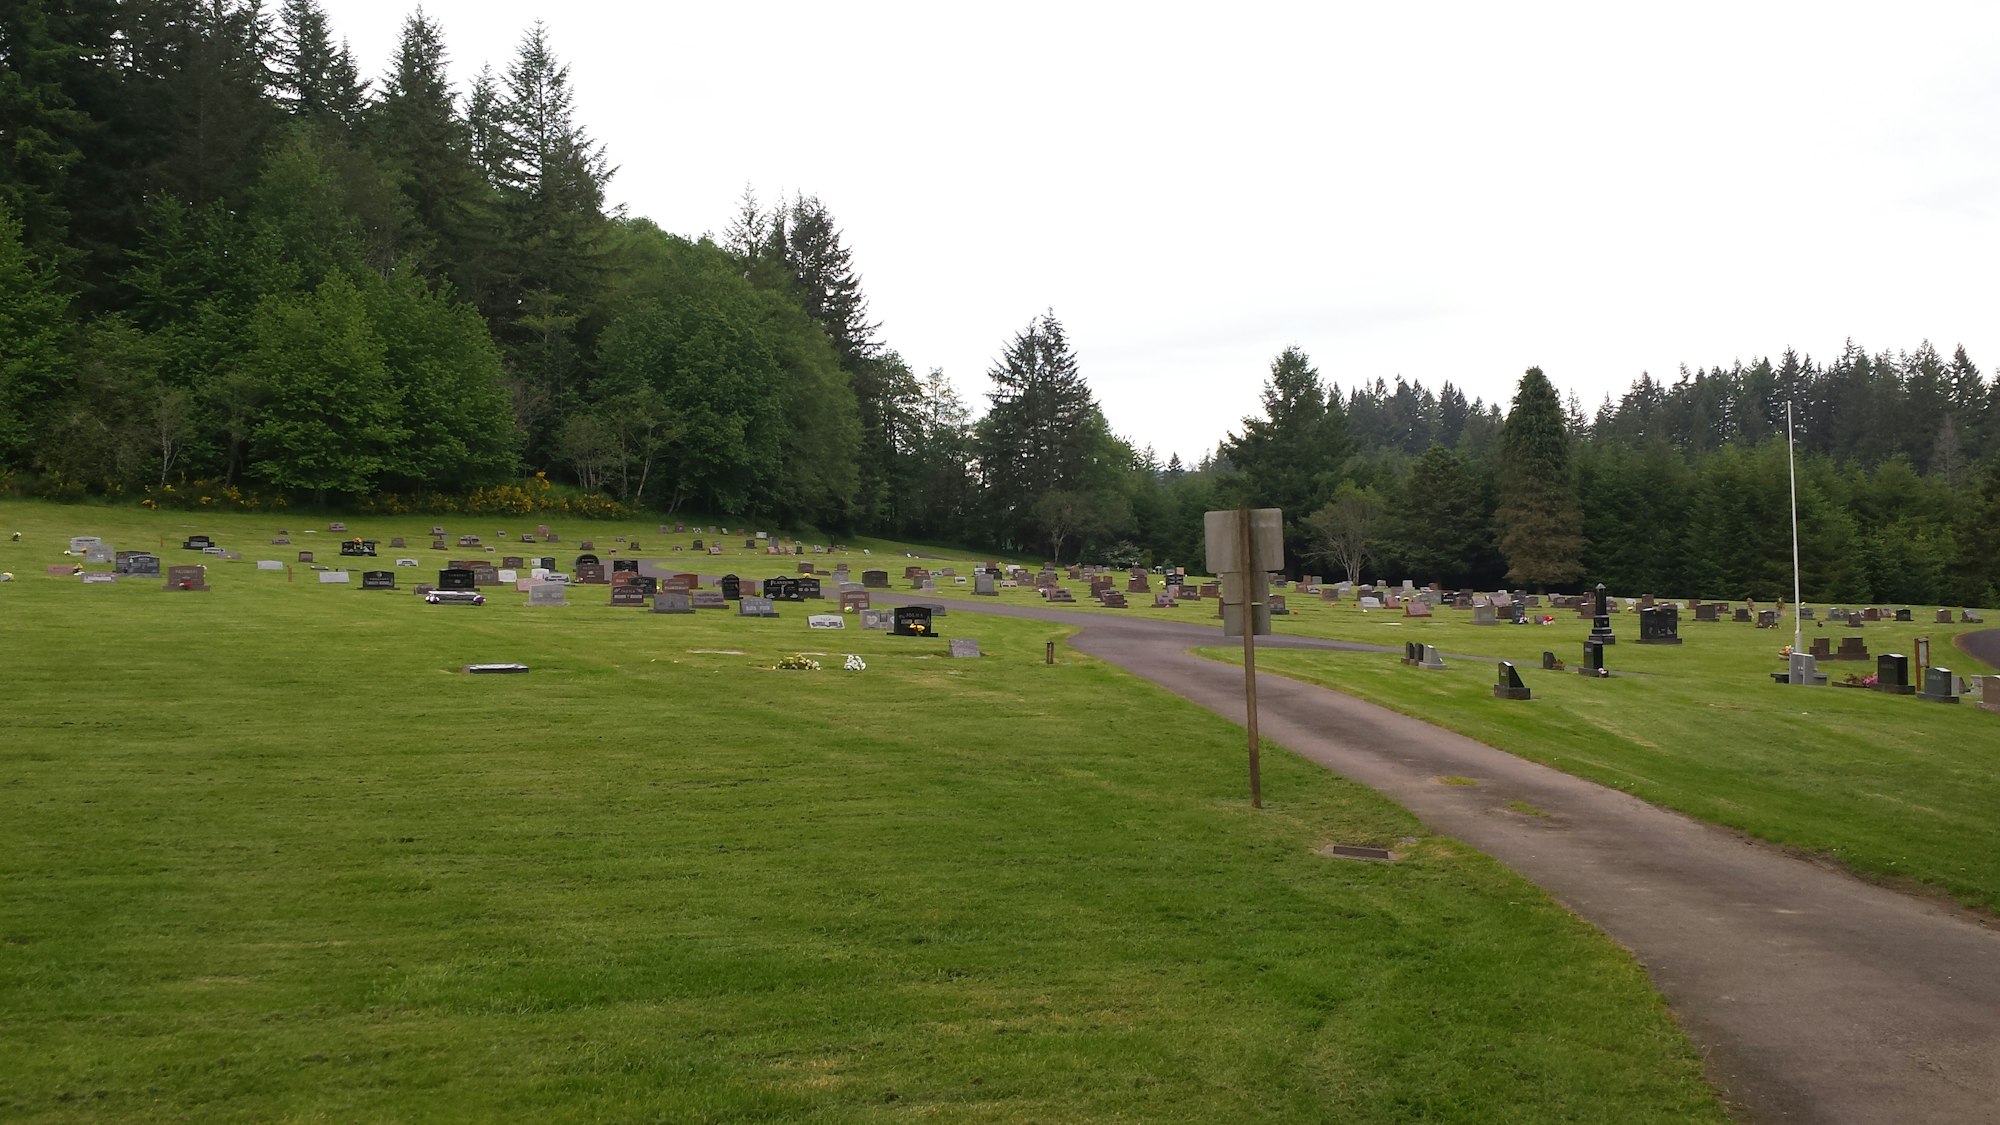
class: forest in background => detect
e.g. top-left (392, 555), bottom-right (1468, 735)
top-left (5, 1), bottom-right (2000, 606)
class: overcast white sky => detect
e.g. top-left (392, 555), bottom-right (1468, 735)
top-left (322, 1), bottom-right (2000, 463)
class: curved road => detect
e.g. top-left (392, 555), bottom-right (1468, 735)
top-left (1955, 628), bottom-right (2000, 674)
top-left (881, 592), bottom-right (2000, 1124)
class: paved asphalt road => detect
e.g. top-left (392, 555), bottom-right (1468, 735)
top-left (877, 592), bottom-right (2000, 1124)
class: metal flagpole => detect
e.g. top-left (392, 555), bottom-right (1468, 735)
top-left (1800, 398), bottom-right (1816, 656)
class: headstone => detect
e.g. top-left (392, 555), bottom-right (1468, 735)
top-left (861, 608), bottom-right (894, 631)
top-left (1541, 650), bottom-right (1559, 670)
top-left (651, 591), bottom-right (693, 613)
top-left (1359, 596), bottom-right (1382, 610)
top-left (1874, 653), bottom-right (1914, 695)
top-left (319, 570), bottom-right (349, 584)
top-left (862, 569), bottom-right (889, 589)
top-left (720, 574), bottom-right (742, 600)
top-left (162, 565), bottom-right (208, 591)
top-left (1695, 603), bottom-right (1719, 623)
top-left (974, 573), bottom-right (998, 596)
top-left (1861, 607), bottom-right (1880, 622)
top-left (431, 539), bottom-right (448, 551)
top-left (327, 522), bottom-right (347, 532)
top-left (1587, 584), bottom-right (1617, 646)
top-left (1404, 600), bottom-right (1432, 618)
top-left (948, 638), bottom-right (981, 658)
top-left (1982, 676), bottom-right (2000, 713)
top-left (809, 614), bottom-right (844, 629)
top-left (763, 576), bottom-right (801, 601)
top-left (1638, 605), bottom-right (1682, 645)
top-left (1417, 644), bottom-right (1446, 670)
top-left (438, 568), bottom-right (476, 591)
top-left (257, 560), bottom-right (284, 571)
top-left (1470, 602), bottom-right (1497, 626)
top-left (798, 577), bottom-right (822, 600)
top-left (1787, 652), bottom-right (1828, 686)
top-left (457, 535), bottom-right (481, 547)
top-left (271, 536), bottom-right (291, 546)
top-left (361, 570), bottom-right (395, 590)
top-left (529, 582), bottom-right (568, 606)
top-left (1836, 636), bottom-right (1869, 661)
top-left (1960, 610), bottom-right (1983, 624)
top-left (840, 590), bottom-right (870, 613)
top-left (1153, 592), bottom-right (1177, 608)
top-left (573, 562), bottom-right (607, 584)
top-left (84, 544), bottom-right (115, 564)
top-left (738, 595), bottom-right (779, 618)
top-left (1810, 637), bottom-right (1831, 659)
top-left (125, 553), bottom-right (161, 577)
top-left (502, 555), bottom-right (525, 568)
top-left (1493, 661), bottom-right (1531, 700)
top-left (692, 590), bottom-right (726, 609)
top-left (1937, 609), bottom-right (1954, 624)
top-left (1579, 640), bottom-right (1606, 676)
top-left (1917, 666), bottom-right (1959, 703)
top-left (893, 606), bottom-right (934, 636)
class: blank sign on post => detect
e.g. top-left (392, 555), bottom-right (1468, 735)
top-left (1203, 508), bottom-right (1282, 576)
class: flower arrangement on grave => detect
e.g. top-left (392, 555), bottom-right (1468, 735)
top-left (843, 654), bottom-right (866, 672)
top-left (776, 653), bottom-right (821, 671)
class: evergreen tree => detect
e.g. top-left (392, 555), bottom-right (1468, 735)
top-left (0, 0), bottom-right (99, 263)
top-left (782, 194), bottom-right (878, 366)
top-left (368, 11), bottom-right (494, 295)
top-left (1494, 367), bottom-right (1584, 588)
top-left (975, 310), bottom-right (1112, 550)
top-left (0, 202), bottom-right (71, 462)
top-left (1388, 444), bottom-right (1492, 586)
top-left (1218, 345), bottom-right (1350, 566)
top-left (273, 0), bottom-right (365, 127)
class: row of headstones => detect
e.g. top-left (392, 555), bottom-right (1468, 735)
top-left (1399, 644), bottom-right (1537, 698)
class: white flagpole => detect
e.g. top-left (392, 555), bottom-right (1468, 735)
top-left (1788, 401), bottom-right (1803, 659)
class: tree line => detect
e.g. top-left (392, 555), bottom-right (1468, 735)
top-left (3, 2), bottom-right (1998, 605)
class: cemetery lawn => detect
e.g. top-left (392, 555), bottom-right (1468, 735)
top-left (0, 504), bottom-right (1725, 1123)
top-left (1203, 601), bottom-right (2000, 913)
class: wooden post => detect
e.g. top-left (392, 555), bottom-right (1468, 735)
top-left (1045, 640), bottom-right (1055, 665)
top-left (1239, 503), bottom-right (1262, 809)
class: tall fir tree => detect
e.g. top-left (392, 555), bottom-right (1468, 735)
top-left (1218, 345), bottom-right (1351, 567)
top-left (975, 310), bottom-right (1112, 550)
top-left (1495, 366), bottom-right (1584, 588)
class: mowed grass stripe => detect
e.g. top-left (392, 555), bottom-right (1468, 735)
top-left (1, 503), bottom-right (1720, 1121)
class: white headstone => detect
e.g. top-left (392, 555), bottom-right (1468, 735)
top-left (256, 560), bottom-right (284, 571)
top-left (808, 614), bottom-right (845, 629)
top-left (319, 571), bottom-right (350, 584)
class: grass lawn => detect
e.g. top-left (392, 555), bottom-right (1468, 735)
top-left (0, 502), bottom-right (1722, 1122)
top-left (1198, 595), bottom-right (2000, 912)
